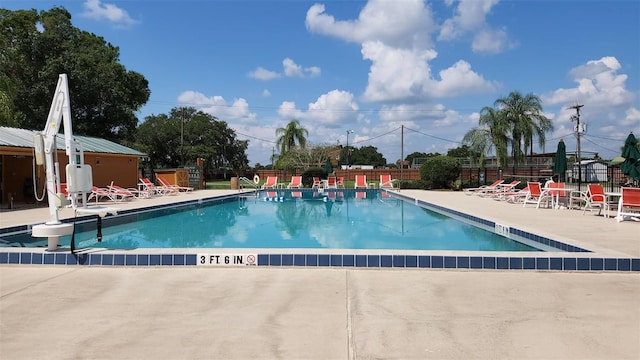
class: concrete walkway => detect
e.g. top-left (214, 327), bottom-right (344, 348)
top-left (1, 189), bottom-right (639, 359)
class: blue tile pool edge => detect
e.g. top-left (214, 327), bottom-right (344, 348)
top-left (0, 251), bottom-right (638, 271)
top-left (0, 193), bottom-right (241, 237)
top-left (1, 191), bottom-right (638, 272)
top-left (389, 191), bottom-right (590, 253)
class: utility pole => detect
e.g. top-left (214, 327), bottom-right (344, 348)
top-left (346, 129), bottom-right (354, 169)
top-left (400, 124), bottom-right (404, 187)
top-left (180, 108), bottom-right (185, 167)
top-left (569, 103), bottom-right (584, 188)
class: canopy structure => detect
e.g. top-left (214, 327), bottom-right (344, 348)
top-left (609, 156), bottom-right (625, 165)
top-left (552, 139), bottom-right (567, 181)
top-left (620, 133), bottom-right (640, 181)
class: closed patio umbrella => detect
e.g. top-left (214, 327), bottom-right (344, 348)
top-left (553, 139), bottom-right (567, 181)
top-left (325, 157), bottom-right (333, 175)
top-left (621, 132), bottom-right (640, 181)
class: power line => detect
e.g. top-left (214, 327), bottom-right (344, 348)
top-left (581, 135), bottom-right (622, 155)
top-left (546, 132), bottom-right (575, 142)
top-left (584, 133), bottom-right (628, 142)
top-left (404, 126), bottom-right (462, 144)
top-left (350, 127), bottom-right (401, 145)
top-left (234, 130), bottom-right (277, 144)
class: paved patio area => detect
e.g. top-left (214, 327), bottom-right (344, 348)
top-left (1, 189), bottom-right (639, 359)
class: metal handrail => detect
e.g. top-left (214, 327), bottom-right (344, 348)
top-left (239, 177), bottom-right (259, 191)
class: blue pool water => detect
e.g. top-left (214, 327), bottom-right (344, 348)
top-left (2, 190), bottom-right (538, 251)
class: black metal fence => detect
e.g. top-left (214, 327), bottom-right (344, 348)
top-left (460, 163), bottom-right (633, 193)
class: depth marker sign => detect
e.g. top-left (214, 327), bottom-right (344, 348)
top-left (198, 254), bottom-right (258, 266)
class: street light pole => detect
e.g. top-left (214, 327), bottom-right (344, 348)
top-left (180, 109), bottom-right (184, 167)
top-left (346, 129), bottom-right (354, 169)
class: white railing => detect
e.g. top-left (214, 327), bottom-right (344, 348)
top-left (239, 177), bottom-right (259, 191)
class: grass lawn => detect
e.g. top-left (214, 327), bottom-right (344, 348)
top-left (205, 180), bottom-right (232, 189)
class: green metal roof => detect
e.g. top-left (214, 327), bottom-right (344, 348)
top-left (0, 126), bottom-right (146, 156)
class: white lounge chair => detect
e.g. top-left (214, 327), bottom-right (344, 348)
top-left (157, 177), bottom-right (193, 192)
top-left (522, 182), bottom-right (544, 208)
top-left (286, 176), bottom-right (303, 189)
top-left (484, 180), bottom-right (521, 198)
top-left (87, 186), bottom-right (116, 203)
top-left (616, 187), bottom-right (640, 222)
top-left (354, 175), bottom-right (368, 189)
top-left (500, 185), bottom-right (530, 203)
top-left (139, 178), bottom-right (170, 196)
top-left (582, 184), bottom-right (610, 217)
top-left (311, 177), bottom-right (322, 189)
top-left (108, 182), bottom-right (146, 200)
top-left (379, 174), bottom-right (396, 189)
top-left (261, 176), bottom-right (278, 189)
top-left (463, 179), bottom-right (504, 196)
top-left (326, 176), bottom-right (338, 189)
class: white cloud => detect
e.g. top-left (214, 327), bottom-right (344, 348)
top-left (542, 56), bottom-right (635, 108)
top-left (621, 107), bottom-right (640, 127)
top-left (248, 67), bottom-right (280, 80)
top-left (283, 58), bottom-right (303, 77)
top-left (439, 0), bottom-right (499, 40)
top-left (378, 104), bottom-right (446, 122)
top-left (81, 0), bottom-right (138, 28)
top-left (433, 60), bottom-right (498, 96)
top-left (538, 56), bottom-right (638, 158)
top-left (472, 28), bottom-right (512, 54)
top-left (307, 1), bottom-right (498, 104)
top-left (250, 59), bottom-right (321, 80)
top-left (433, 109), bottom-right (464, 127)
top-left (278, 89), bottom-right (359, 127)
top-left (438, 0), bottom-right (513, 54)
top-left (177, 91), bottom-right (257, 123)
top-left (306, 0), bottom-right (436, 50)
top-left (570, 56), bottom-right (621, 79)
top-left (370, 103), bottom-right (468, 160)
top-left (361, 41), bottom-right (497, 102)
top-left (306, 66), bottom-right (321, 77)
top-left (232, 122), bottom-right (281, 164)
top-left (262, 89), bottom-right (271, 97)
top-left (361, 41), bottom-right (436, 102)
top-left (283, 58), bottom-right (321, 78)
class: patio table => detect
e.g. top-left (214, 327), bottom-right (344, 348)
top-left (542, 185), bottom-right (570, 209)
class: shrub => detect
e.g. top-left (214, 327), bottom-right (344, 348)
top-left (301, 167), bottom-right (327, 187)
top-left (419, 155), bottom-right (461, 189)
top-left (396, 180), bottom-right (426, 189)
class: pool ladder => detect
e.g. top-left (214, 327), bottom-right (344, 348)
top-left (239, 177), bottom-right (259, 192)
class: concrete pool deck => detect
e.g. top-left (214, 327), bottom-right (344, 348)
top-left (1, 189), bottom-right (639, 359)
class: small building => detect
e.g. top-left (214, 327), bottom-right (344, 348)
top-left (0, 126), bottom-right (145, 207)
top-left (341, 165), bottom-right (374, 170)
top-left (570, 160), bottom-right (608, 182)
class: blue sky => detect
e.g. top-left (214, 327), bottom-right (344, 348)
top-left (3, 0), bottom-right (639, 166)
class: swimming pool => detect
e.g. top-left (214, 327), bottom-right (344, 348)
top-left (3, 189), bottom-right (540, 251)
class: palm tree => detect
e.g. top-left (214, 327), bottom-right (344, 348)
top-left (494, 91), bottom-right (553, 166)
top-left (462, 106), bottom-right (510, 168)
top-left (275, 119), bottom-right (308, 155)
